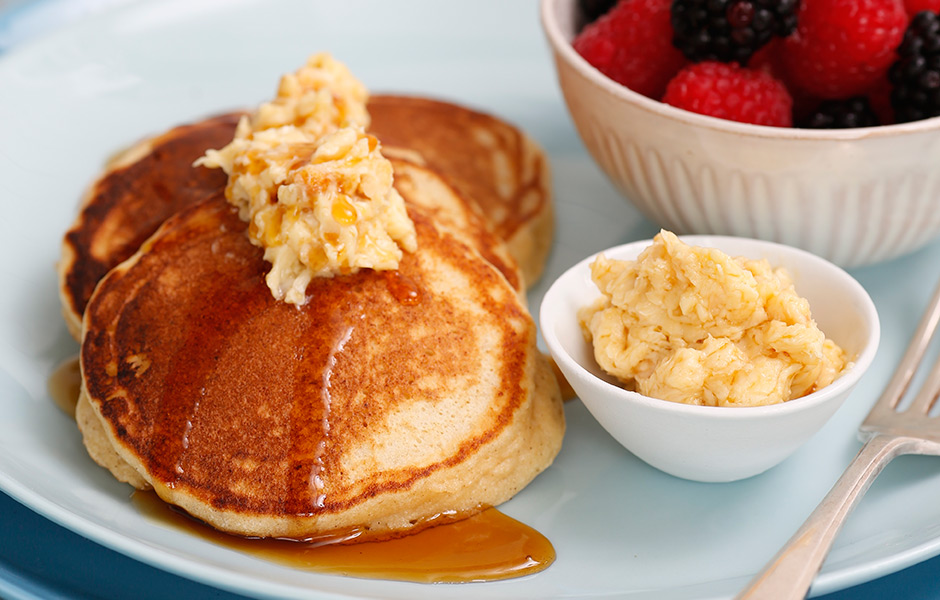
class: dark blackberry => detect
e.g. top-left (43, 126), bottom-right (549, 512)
top-left (578, 0), bottom-right (618, 29)
top-left (799, 97), bottom-right (880, 129)
top-left (671, 0), bottom-right (799, 65)
top-left (889, 10), bottom-right (940, 123)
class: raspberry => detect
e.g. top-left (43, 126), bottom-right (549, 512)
top-left (889, 10), bottom-right (940, 122)
top-left (905, 0), bottom-right (940, 15)
top-left (573, 0), bottom-right (687, 99)
top-left (662, 61), bottom-right (793, 126)
top-left (671, 0), bottom-right (799, 65)
top-left (867, 77), bottom-right (896, 125)
top-left (780, 0), bottom-right (907, 99)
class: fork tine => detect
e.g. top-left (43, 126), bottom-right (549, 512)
top-left (909, 350), bottom-right (940, 415)
top-left (740, 278), bottom-right (940, 600)
top-left (872, 280), bottom-right (940, 412)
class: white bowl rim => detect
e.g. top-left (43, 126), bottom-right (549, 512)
top-left (539, 0), bottom-right (940, 140)
top-left (540, 234), bottom-right (882, 422)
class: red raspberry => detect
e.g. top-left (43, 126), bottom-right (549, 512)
top-left (749, 39), bottom-right (786, 79)
top-left (905, 0), bottom-right (940, 16)
top-left (572, 0), bottom-right (687, 99)
top-left (866, 78), bottom-right (895, 125)
top-left (662, 61), bottom-right (793, 127)
top-left (781, 0), bottom-right (907, 99)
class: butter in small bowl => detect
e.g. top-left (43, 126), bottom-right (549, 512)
top-left (540, 232), bottom-right (880, 482)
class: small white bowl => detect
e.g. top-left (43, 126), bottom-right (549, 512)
top-left (540, 235), bottom-right (880, 482)
top-left (541, 0), bottom-right (940, 268)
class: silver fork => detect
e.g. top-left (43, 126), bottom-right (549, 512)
top-left (736, 280), bottom-right (940, 600)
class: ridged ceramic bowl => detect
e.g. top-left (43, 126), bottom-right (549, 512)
top-left (540, 0), bottom-right (940, 268)
top-left (540, 235), bottom-right (880, 482)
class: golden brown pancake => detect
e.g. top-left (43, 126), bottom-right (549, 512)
top-left (369, 95), bottom-right (554, 287)
top-left (58, 96), bottom-right (553, 338)
top-left (75, 391), bottom-right (150, 490)
top-left (388, 157), bottom-right (521, 299)
top-left (58, 113), bottom-right (241, 338)
top-left (79, 194), bottom-right (564, 540)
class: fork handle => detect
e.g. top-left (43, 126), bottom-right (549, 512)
top-left (736, 435), bottom-right (927, 600)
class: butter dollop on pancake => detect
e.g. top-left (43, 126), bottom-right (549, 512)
top-left (58, 96), bottom-right (553, 338)
top-left (78, 195), bottom-right (564, 540)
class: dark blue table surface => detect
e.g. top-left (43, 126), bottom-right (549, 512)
top-left (3, 1), bottom-right (940, 598)
top-left (3, 486), bottom-right (940, 599)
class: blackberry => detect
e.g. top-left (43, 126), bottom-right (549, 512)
top-left (799, 97), bottom-right (880, 129)
top-left (578, 0), bottom-right (618, 28)
top-left (889, 10), bottom-right (940, 123)
top-left (671, 0), bottom-right (799, 65)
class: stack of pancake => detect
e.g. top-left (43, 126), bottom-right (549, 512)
top-left (58, 70), bottom-right (563, 541)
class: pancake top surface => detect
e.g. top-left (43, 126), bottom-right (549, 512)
top-left (61, 113), bottom-right (241, 323)
top-left (389, 157), bottom-right (521, 294)
top-left (80, 194), bottom-right (552, 536)
top-left (60, 96), bottom-right (548, 334)
top-left (368, 95), bottom-right (551, 243)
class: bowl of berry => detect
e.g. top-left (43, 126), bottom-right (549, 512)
top-left (541, 0), bottom-right (940, 267)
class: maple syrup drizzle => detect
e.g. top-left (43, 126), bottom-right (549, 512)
top-left (383, 270), bottom-right (422, 305)
top-left (48, 356), bottom-right (82, 418)
top-left (51, 311), bottom-right (553, 583)
top-left (310, 324), bottom-right (354, 507)
top-left (131, 491), bottom-right (554, 583)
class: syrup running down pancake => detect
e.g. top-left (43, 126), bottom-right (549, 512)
top-left (78, 194), bottom-right (564, 540)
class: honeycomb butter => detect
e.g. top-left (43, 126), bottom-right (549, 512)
top-left (198, 53), bottom-right (416, 305)
top-left (579, 231), bottom-right (847, 407)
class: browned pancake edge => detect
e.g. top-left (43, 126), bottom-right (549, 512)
top-left (80, 196), bottom-right (563, 539)
top-left (59, 96), bottom-right (554, 338)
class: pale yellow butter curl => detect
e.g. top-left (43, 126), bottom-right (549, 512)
top-left (579, 231), bottom-right (847, 407)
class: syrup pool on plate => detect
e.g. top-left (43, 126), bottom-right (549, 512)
top-left (49, 355), bottom-right (556, 583)
top-left (132, 491), bottom-right (554, 583)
